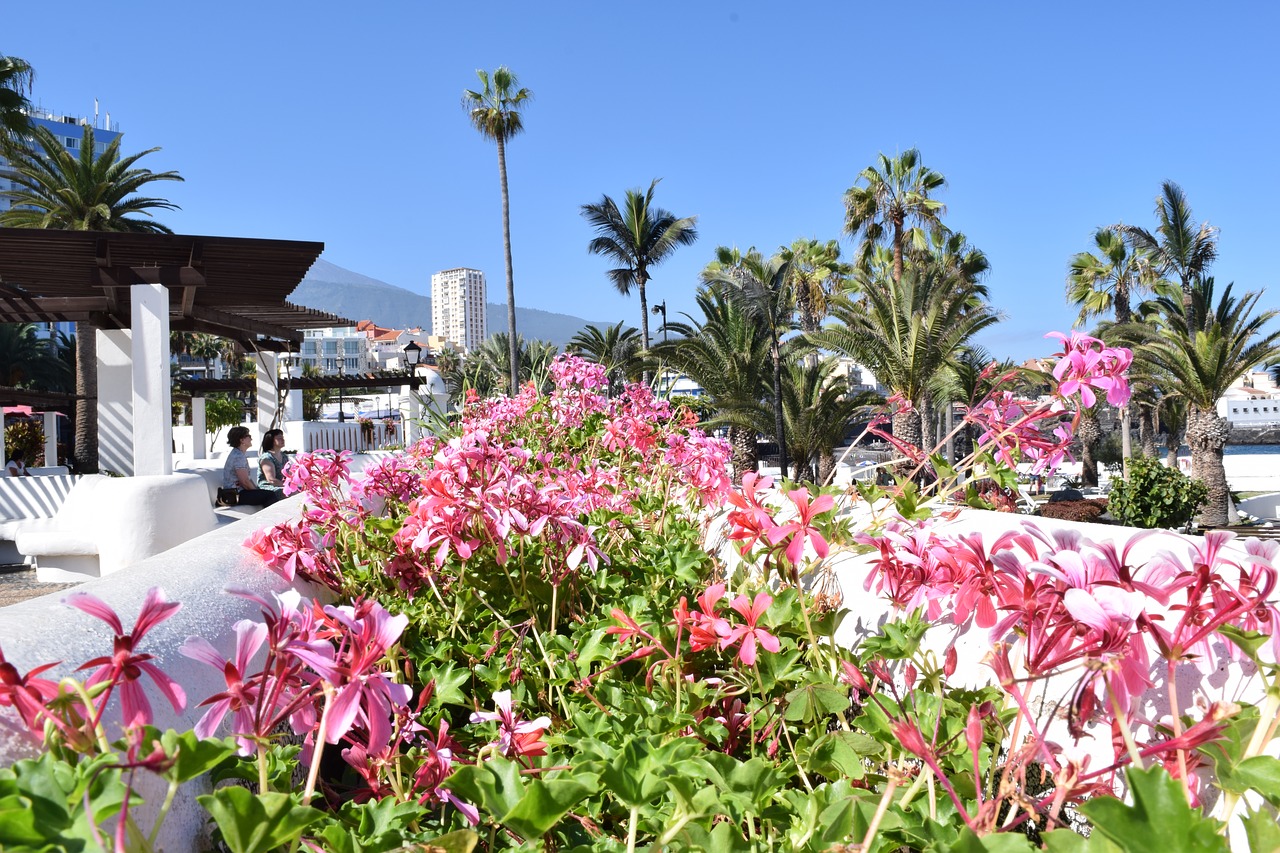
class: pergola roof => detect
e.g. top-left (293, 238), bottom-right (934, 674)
top-left (0, 228), bottom-right (354, 349)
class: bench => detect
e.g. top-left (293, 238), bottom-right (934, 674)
top-left (175, 463), bottom-right (267, 524)
top-left (0, 474), bottom-right (81, 563)
top-left (13, 473), bottom-right (218, 582)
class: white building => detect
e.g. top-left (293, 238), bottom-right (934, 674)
top-left (298, 326), bottom-right (373, 374)
top-left (431, 268), bottom-right (486, 353)
top-left (1218, 368), bottom-right (1280, 426)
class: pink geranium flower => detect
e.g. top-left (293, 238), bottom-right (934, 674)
top-left (720, 593), bottom-right (781, 666)
top-left (767, 488), bottom-right (835, 566)
top-left (180, 619), bottom-right (268, 753)
top-left (470, 689), bottom-right (551, 759)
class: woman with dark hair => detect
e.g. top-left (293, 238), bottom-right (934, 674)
top-left (220, 426), bottom-right (282, 506)
top-left (257, 428), bottom-right (286, 491)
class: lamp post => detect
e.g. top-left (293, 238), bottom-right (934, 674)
top-left (336, 338), bottom-right (346, 423)
top-left (651, 301), bottom-right (668, 343)
top-left (403, 341), bottom-right (422, 391)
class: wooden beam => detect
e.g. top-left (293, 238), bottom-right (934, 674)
top-left (0, 296), bottom-right (110, 313)
top-left (180, 285), bottom-right (197, 317)
top-left (186, 304), bottom-right (302, 343)
top-left (95, 266), bottom-right (206, 288)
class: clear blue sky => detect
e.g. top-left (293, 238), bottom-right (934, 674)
top-left (9, 1), bottom-right (1279, 361)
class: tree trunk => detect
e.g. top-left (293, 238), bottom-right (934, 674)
top-left (1164, 425), bottom-right (1181, 469)
top-left (728, 425), bottom-right (758, 482)
top-left (892, 219), bottom-right (904, 282)
top-left (1077, 408), bottom-right (1100, 488)
top-left (496, 135), bottom-right (519, 396)
top-left (1186, 407), bottom-right (1231, 527)
top-left (772, 342), bottom-right (788, 478)
top-left (817, 449), bottom-right (836, 487)
top-left (891, 408), bottom-right (922, 457)
top-left (1138, 406), bottom-right (1159, 458)
top-left (638, 271), bottom-right (651, 352)
top-left (73, 321), bottom-right (98, 473)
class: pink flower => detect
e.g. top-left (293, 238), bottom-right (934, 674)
top-left (767, 488), bottom-right (835, 566)
top-left (65, 588), bottom-right (186, 727)
top-left (1046, 331), bottom-right (1132, 409)
top-left (470, 689), bottom-right (551, 759)
top-left (686, 584), bottom-right (733, 652)
top-left (181, 619), bottom-right (268, 753)
top-left (0, 647), bottom-right (60, 739)
top-left (721, 593), bottom-right (781, 666)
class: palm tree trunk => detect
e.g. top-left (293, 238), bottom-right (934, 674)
top-left (73, 321), bottom-right (98, 473)
top-left (1187, 406), bottom-right (1231, 527)
top-left (728, 425), bottom-right (758, 481)
top-left (496, 135), bottom-right (519, 396)
top-left (1077, 408), bottom-right (1101, 488)
top-left (817, 449), bottom-right (836, 486)
top-left (892, 220), bottom-right (904, 282)
top-left (638, 273), bottom-right (651, 352)
top-left (891, 408), bottom-right (922, 457)
top-left (772, 343), bottom-right (788, 478)
top-left (1138, 406), bottom-right (1159, 458)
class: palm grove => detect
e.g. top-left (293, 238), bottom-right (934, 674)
top-left (4, 55), bottom-right (1279, 527)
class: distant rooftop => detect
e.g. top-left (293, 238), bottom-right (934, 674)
top-left (21, 103), bottom-right (120, 134)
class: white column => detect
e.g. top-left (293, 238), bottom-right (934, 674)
top-left (191, 397), bottom-right (207, 460)
top-left (285, 364), bottom-right (303, 422)
top-left (97, 329), bottom-right (134, 476)
top-left (130, 284), bottom-right (173, 476)
top-left (42, 411), bottom-right (58, 468)
top-left (0, 416), bottom-right (5, 471)
top-left (256, 352), bottom-right (280, 440)
top-left (402, 384), bottom-right (420, 445)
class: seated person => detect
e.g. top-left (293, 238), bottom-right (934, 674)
top-left (221, 426), bottom-right (282, 506)
top-left (257, 428), bottom-right (286, 491)
top-left (5, 449), bottom-right (32, 477)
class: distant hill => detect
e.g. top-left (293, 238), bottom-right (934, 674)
top-left (290, 258), bottom-right (609, 348)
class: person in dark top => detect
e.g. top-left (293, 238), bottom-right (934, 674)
top-left (221, 426), bottom-right (282, 506)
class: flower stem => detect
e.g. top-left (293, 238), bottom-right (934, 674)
top-left (626, 806), bottom-right (639, 853)
top-left (303, 685), bottom-right (335, 806)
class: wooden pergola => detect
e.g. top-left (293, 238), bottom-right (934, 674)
top-left (0, 228), bottom-right (356, 474)
top-left (0, 228), bottom-right (349, 349)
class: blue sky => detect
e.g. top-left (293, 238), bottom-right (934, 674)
top-left (8, 1), bottom-right (1280, 360)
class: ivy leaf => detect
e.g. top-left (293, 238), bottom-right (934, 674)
top-left (1040, 828), bottom-right (1121, 851)
top-left (949, 827), bottom-right (1039, 851)
top-left (1241, 807), bottom-right (1280, 853)
top-left (423, 662), bottom-right (471, 708)
top-left (392, 830), bottom-right (480, 853)
top-left (160, 730), bottom-right (239, 784)
top-left (783, 682), bottom-right (851, 724)
top-left (1080, 766), bottom-right (1226, 853)
top-left (198, 787), bottom-right (325, 853)
top-left (1217, 756), bottom-right (1280, 808)
top-left (499, 775), bottom-right (597, 840)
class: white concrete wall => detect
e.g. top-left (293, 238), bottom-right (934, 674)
top-left (130, 284), bottom-right (173, 476)
top-left (97, 329), bottom-right (133, 476)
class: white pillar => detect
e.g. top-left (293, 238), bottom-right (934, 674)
top-left (130, 284), bottom-right (173, 476)
top-left (42, 411), bottom-right (58, 468)
top-left (256, 352), bottom-right (280, 440)
top-left (402, 384), bottom-right (420, 445)
top-left (0, 417), bottom-right (6, 471)
top-left (285, 365), bottom-right (303, 422)
top-left (192, 397), bottom-right (207, 460)
top-left (97, 329), bottom-right (134, 476)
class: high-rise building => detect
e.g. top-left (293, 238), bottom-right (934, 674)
top-left (1, 105), bottom-right (122, 215)
top-left (430, 268), bottom-right (487, 353)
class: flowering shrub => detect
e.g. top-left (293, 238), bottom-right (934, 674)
top-left (1, 346), bottom-right (1278, 852)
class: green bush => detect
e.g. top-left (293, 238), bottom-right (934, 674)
top-left (1108, 455), bottom-right (1207, 529)
top-left (3, 419), bottom-right (45, 466)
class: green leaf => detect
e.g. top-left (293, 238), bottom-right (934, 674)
top-left (1218, 756), bottom-right (1280, 808)
top-left (424, 662), bottom-right (471, 708)
top-left (198, 787), bottom-right (325, 853)
top-left (803, 731), bottom-right (880, 779)
top-left (446, 759), bottom-right (525, 821)
top-left (0, 793), bottom-right (45, 846)
top-left (160, 730), bottom-right (239, 783)
top-left (1041, 828), bottom-right (1122, 852)
top-left (1217, 625), bottom-right (1269, 663)
top-left (783, 682), bottom-right (850, 724)
top-left (949, 827), bottom-right (1038, 852)
top-left (1241, 807), bottom-right (1280, 853)
top-left (392, 829), bottom-right (479, 853)
top-left (499, 775), bottom-right (597, 840)
top-left (1081, 766), bottom-right (1226, 853)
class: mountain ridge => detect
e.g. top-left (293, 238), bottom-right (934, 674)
top-left (290, 258), bottom-right (614, 348)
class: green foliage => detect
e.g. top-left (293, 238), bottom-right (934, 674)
top-left (203, 393), bottom-right (244, 437)
top-left (3, 417), bottom-right (44, 465)
top-left (1108, 454), bottom-right (1207, 529)
top-left (1081, 766), bottom-right (1227, 852)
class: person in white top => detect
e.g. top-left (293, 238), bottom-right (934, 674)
top-left (5, 449), bottom-right (31, 477)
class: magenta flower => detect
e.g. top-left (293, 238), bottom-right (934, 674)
top-left (65, 588), bottom-right (186, 727)
top-left (685, 583), bottom-right (733, 653)
top-left (470, 689), bottom-right (551, 759)
top-left (0, 646), bottom-right (60, 739)
top-left (720, 593), bottom-right (781, 667)
top-left (767, 488), bottom-right (835, 566)
top-left (1046, 331), bottom-right (1132, 409)
top-left (180, 619), bottom-right (268, 753)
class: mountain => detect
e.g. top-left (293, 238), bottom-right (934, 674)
top-left (290, 258), bottom-right (610, 348)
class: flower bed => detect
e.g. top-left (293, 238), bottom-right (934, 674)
top-left (1, 342), bottom-right (1277, 852)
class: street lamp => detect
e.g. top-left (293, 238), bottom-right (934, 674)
top-left (651, 301), bottom-right (668, 343)
top-left (403, 341), bottom-right (422, 391)
top-left (336, 338), bottom-right (346, 422)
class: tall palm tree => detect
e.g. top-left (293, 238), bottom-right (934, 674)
top-left (701, 247), bottom-right (795, 476)
top-left (463, 67), bottom-right (532, 397)
top-left (781, 357), bottom-right (863, 484)
top-left (779, 238), bottom-right (848, 338)
top-left (1144, 279), bottom-right (1280, 526)
top-left (654, 286), bottom-right (772, 477)
top-left (844, 148), bottom-right (948, 282)
top-left (0, 124), bottom-right (183, 474)
top-left (1120, 181), bottom-right (1218, 314)
top-left (581, 179), bottom-right (698, 352)
top-left (0, 323), bottom-right (70, 389)
top-left (0, 53), bottom-right (34, 145)
top-left (907, 228), bottom-right (990, 293)
top-left (566, 322), bottom-right (644, 394)
top-left (813, 267), bottom-right (1000, 458)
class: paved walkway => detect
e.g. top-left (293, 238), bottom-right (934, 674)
top-left (0, 563), bottom-right (79, 608)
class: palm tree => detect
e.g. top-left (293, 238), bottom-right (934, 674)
top-left (463, 67), bottom-right (532, 397)
top-left (0, 124), bottom-right (183, 474)
top-left (187, 333), bottom-right (223, 378)
top-left (654, 287), bottom-right (772, 477)
top-left (581, 179), bottom-right (698, 352)
top-left (0, 54), bottom-right (34, 145)
top-left (908, 228), bottom-right (990, 294)
top-left (1144, 278), bottom-right (1280, 526)
top-left (566, 322), bottom-right (644, 394)
top-left (0, 323), bottom-right (71, 389)
top-left (779, 238), bottom-right (848, 338)
top-left (813, 267), bottom-right (1000, 459)
top-left (1120, 182), bottom-right (1218, 314)
top-left (1067, 226), bottom-right (1162, 327)
top-left (463, 334), bottom-right (558, 398)
top-left (701, 247), bottom-right (795, 476)
top-left (844, 148), bottom-right (948, 282)
top-left (781, 357), bottom-right (863, 484)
